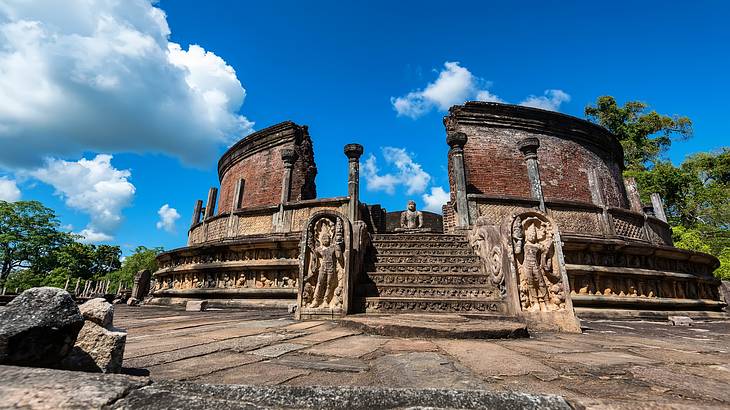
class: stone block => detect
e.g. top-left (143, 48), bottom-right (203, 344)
top-left (126, 297), bottom-right (139, 306)
top-left (186, 300), bottom-right (208, 312)
top-left (668, 316), bottom-right (693, 326)
top-left (0, 287), bottom-right (83, 368)
top-left (79, 298), bottom-right (114, 329)
top-left (62, 321), bottom-right (126, 373)
top-left (287, 303), bottom-right (297, 314)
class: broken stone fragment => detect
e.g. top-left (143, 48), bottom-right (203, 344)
top-left (61, 321), bottom-right (126, 373)
top-left (79, 298), bottom-right (114, 329)
top-left (0, 287), bottom-right (84, 368)
top-left (668, 316), bottom-right (693, 326)
top-left (186, 300), bottom-right (208, 311)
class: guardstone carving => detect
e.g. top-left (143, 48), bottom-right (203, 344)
top-left (297, 211), bottom-right (353, 318)
top-left (511, 214), bottom-right (565, 312)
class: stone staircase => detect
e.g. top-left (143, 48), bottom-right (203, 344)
top-left (355, 233), bottom-right (509, 314)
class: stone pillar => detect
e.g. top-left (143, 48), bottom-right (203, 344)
top-left (204, 188), bottom-right (218, 219)
top-left (518, 137), bottom-right (546, 212)
top-left (280, 149), bottom-right (297, 204)
top-left (624, 177), bottom-right (643, 212)
top-left (650, 193), bottom-right (667, 222)
top-left (232, 178), bottom-right (245, 210)
top-left (587, 168), bottom-right (605, 206)
top-left (344, 144), bottom-right (364, 222)
top-left (447, 132), bottom-right (470, 228)
top-left (191, 200), bottom-right (203, 226)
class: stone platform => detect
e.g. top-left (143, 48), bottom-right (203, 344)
top-left (337, 314), bottom-right (529, 339)
top-left (6, 305), bottom-right (727, 408)
top-left (94, 305), bottom-right (730, 409)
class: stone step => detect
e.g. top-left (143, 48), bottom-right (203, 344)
top-left (373, 255), bottom-right (481, 265)
top-left (356, 297), bottom-right (508, 314)
top-left (370, 263), bottom-right (482, 274)
top-left (372, 233), bottom-right (468, 241)
top-left (364, 272), bottom-right (490, 287)
top-left (356, 283), bottom-right (501, 299)
top-left (372, 248), bottom-right (476, 257)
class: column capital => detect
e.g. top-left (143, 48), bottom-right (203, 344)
top-left (446, 132), bottom-right (468, 150)
top-left (280, 148), bottom-right (297, 167)
top-left (518, 137), bottom-right (540, 159)
top-left (344, 143), bottom-right (364, 161)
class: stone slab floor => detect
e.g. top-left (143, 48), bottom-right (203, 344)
top-left (117, 305), bottom-right (730, 409)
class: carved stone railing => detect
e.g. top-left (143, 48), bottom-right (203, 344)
top-left (187, 197), bottom-right (350, 246)
top-left (466, 194), bottom-right (673, 246)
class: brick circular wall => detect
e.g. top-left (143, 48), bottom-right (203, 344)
top-left (445, 102), bottom-right (628, 208)
top-left (217, 121), bottom-right (317, 213)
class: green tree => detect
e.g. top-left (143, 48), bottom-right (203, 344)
top-left (0, 201), bottom-right (72, 285)
top-left (585, 96), bottom-right (692, 171)
top-left (103, 246), bottom-right (162, 292)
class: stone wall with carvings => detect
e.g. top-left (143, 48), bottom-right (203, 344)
top-left (153, 237), bottom-right (300, 296)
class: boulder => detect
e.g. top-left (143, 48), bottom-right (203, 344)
top-left (126, 297), bottom-right (140, 306)
top-left (0, 287), bottom-right (83, 368)
top-left (62, 321), bottom-right (126, 373)
top-left (186, 300), bottom-right (208, 311)
top-left (79, 298), bottom-right (113, 329)
top-left (668, 316), bottom-right (693, 326)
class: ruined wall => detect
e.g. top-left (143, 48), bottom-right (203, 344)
top-left (445, 102), bottom-right (628, 209)
top-left (217, 121), bottom-right (317, 213)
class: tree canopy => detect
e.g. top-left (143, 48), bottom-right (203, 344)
top-left (586, 97), bottom-right (729, 279)
top-left (585, 96), bottom-right (693, 171)
top-left (1, 200), bottom-right (160, 291)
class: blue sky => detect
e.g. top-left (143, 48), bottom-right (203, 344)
top-left (0, 1), bottom-right (728, 254)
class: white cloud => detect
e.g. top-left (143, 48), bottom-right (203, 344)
top-left (362, 147), bottom-right (431, 195)
top-left (28, 154), bottom-right (135, 243)
top-left (520, 89), bottom-right (571, 111)
top-left (422, 186), bottom-right (450, 213)
top-left (0, 177), bottom-right (21, 202)
top-left (391, 61), bottom-right (569, 118)
top-left (0, 0), bottom-right (253, 168)
top-left (391, 62), bottom-right (496, 118)
top-left (156, 203), bottom-right (180, 232)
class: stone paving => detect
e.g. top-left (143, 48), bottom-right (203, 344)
top-left (118, 305), bottom-right (730, 409)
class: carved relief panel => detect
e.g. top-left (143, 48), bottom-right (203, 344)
top-left (297, 211), bottom-right (353, 318)
top-left (506, 211), bottom-right (581, 332)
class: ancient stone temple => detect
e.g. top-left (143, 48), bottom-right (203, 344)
top-left (152, 102), bottom-right (725, 331)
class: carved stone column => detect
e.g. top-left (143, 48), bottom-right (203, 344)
top-left (624, 177), bottom-right (643, 212)
top-left (280, 149), bottom-right (297, 204)
top-left (518, 137), bottom-right (546, 212)
top-left (650, 193), bottom-right (667, 222)
top-left (204, 187), bottom-right (218, 219)
top-left (232, 178), bottom-right (245, 210)
top-left (191, 199), bottom-right (203, 226)
top-left (447, 132), bottom-right (470, 228)
top-left (344, 143), bottom-right (364, 222)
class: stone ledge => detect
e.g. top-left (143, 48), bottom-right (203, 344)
top-left (0, 364), bottom-right (572, 410)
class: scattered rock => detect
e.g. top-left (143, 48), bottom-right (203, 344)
top-left (79, 298), bottom-right (114, 329)
top-left (62, 321), bottom-right (126, 373)
top-left (127, 297), bottom-right (140, 306)
top-left (112, 298), bottom-right (125, 305)
top-left (287, 303), bottom-right (298, 314)
top-left (668, 316), bottom-right (693, 326)
top-left (186, 300), bottom-right (208, 312)
top-left (0, 287), bottom-right (84, 368)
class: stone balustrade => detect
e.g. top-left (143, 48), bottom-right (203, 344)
top-left (467, 194), bottom-right (673, 246)
top-left (187, 197), bottom-right (350, 246)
